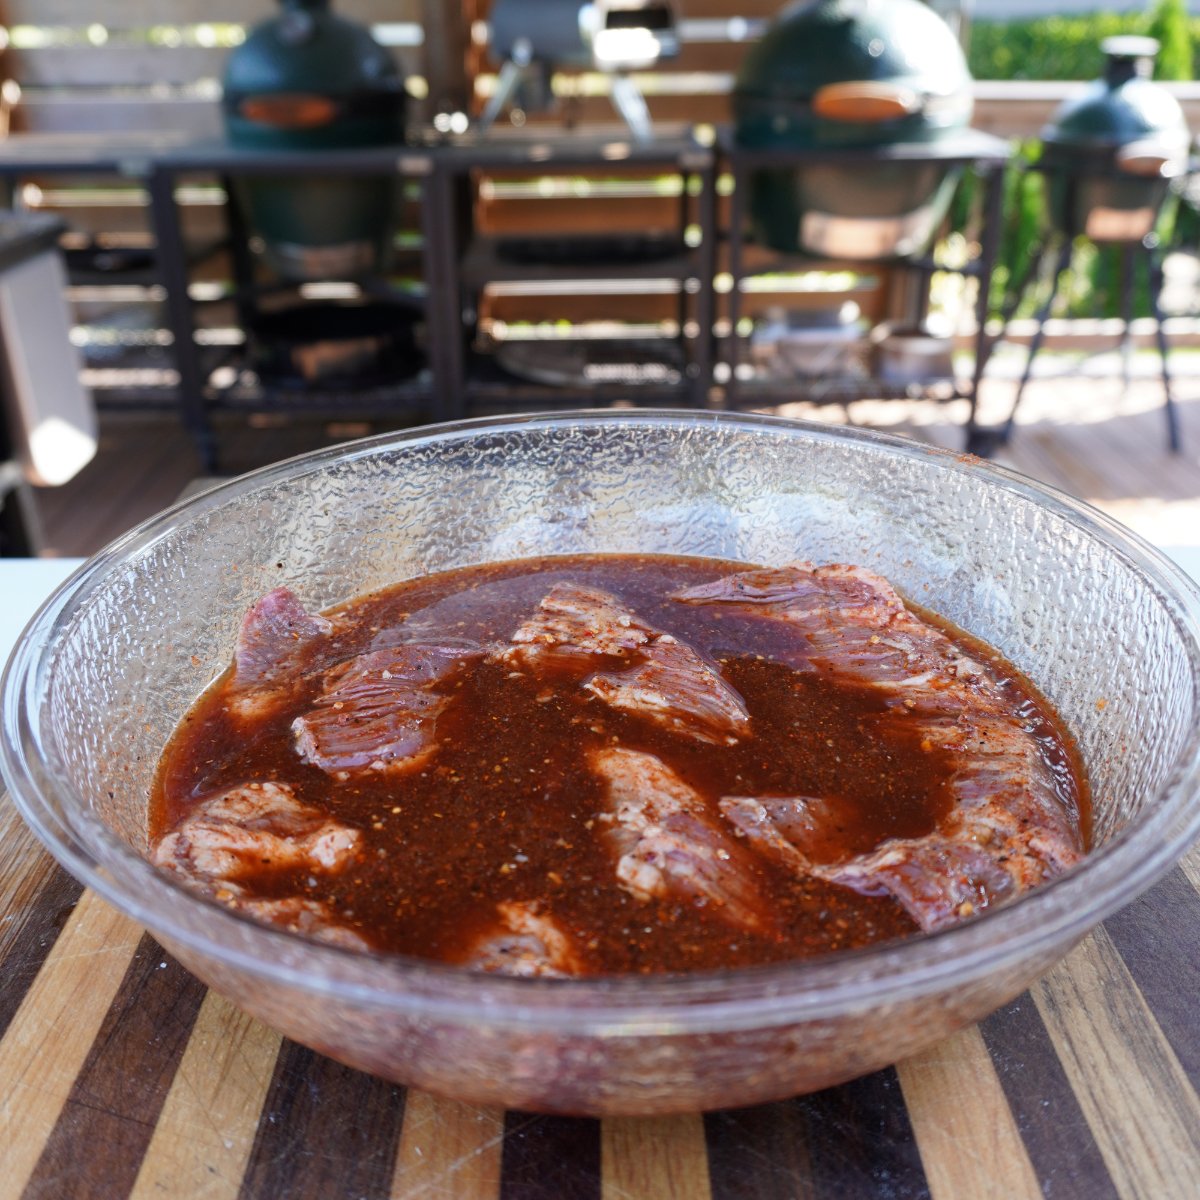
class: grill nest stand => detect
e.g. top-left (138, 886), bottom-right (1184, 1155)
top-left (969, 157), bottom-right (1188, 458)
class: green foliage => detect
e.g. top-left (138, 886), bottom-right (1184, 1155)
top-left (1148, 0), bottom-right (1194, 81)
top-left (971, 14), bottom-right (1148, 80)
top-left (963, 11), bottom-right (1194, 323)
top-left (970, 11), bottom-right (1200, 81)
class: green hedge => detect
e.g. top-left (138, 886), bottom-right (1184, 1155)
top-left (969, 11), bottom-right (1199, 81)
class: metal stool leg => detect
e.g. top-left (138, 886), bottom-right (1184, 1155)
top-left (965, 228), bottom-right (1048, 456)
top-left (1147, 244), bottom-right (1183, 453)
top-left (1000, 237), bottom-right (1073, 444)
top-left (1119, 242), bottom-right (1137, 397)
top-left (963, 163), bottom-right (1010, 450)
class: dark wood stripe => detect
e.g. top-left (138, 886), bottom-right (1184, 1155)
top-left (0, 865), bottom-right (83, 1042)
top-left (22, 933), bottom-right (207, 1200)
top-left (978, 994), bottom-right (1118, 1199)
top-left (1101, 867), bottom-right (1200, 1089)
top-left (704, 1099), bottom-right (811, 1200)
top-left (500, 1112), bottom-right (602, 1200)
top-left (705, 1068), bottom-right (929, 1200)
top-left (237, 1039), bottom-right (406, 1200)
top-left (0, 793), bottom-right (83, 994)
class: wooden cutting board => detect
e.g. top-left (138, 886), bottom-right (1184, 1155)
top-left (3, 783), bottom-right (1200, 1199)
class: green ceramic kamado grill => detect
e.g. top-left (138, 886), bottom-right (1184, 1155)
top-left (983, 37), bottom-right (1192, 458)
top-left (1039, 36), bottom-right (1190, 244)
top-left (222, 0), bottom-right (407, 280)
top-left (732, 0), bottom-right (973, 260)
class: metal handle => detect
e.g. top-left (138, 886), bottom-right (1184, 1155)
top-left (812, 81), bottom-right (920, 123)
top-left (237, 93), bottom-right (340, 128)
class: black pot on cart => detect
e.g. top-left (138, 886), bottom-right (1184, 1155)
top-left (1042, 36), bottom-right (1189, 247)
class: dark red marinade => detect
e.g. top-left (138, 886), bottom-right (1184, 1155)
top-left (151, 553), bottom-right (1088, 976)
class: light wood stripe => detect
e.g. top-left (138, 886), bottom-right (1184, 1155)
top-left (1178, 842), bottom-right (1200, 895)
top-left (1033, 926), bottom-right (1200, 1200)
top-left (391, 1091), bottom-right (504, 1200)
top-left (897, 1023), bottom-right (1042, 1200)
top-left (127, 990), bottom-right (282, 1200)
top-left (0, 798), bottom-right (58, 945)
top-left (601, 1114), bottom-right (712, 1200)
top-left (0, 888), bottom-right (143, 1200)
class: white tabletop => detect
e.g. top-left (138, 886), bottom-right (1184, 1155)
top-left (2, 549), bottom-right (1200, 672)
top-left (1161, 545), bottom-right (1200, 584)
top-left (1, 557), bottom-right (83, 670)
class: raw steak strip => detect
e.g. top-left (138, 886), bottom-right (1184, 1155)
top-left (591, 747), bottom-right (771, 933)
top-left (294, 643), bottom-right (479, 778)
top-left (681, 562), bottom-right (1084, 930)
top-left (459, 901), bottom-right (584, 978)
top-left (502, 582), bottom-right (750, 745)
top-left (719, 795), bottom-right (846, 869)
top-left (721, 796), bottom-right (1016, 932)
top-left (502, 581), bottom-right (653, 663)
top-left (234, 897), bottom-right (371, 951)
top-left (152, 781), bottom-right (366, 948)
top-left (152, 780), bottom-right (360, 881)
top-left (229, 587), bottom-right (334, 719)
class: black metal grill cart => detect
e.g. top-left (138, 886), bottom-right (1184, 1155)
top-left (714, 0), bottom-right (1010, 448)
top-left (146, 141), bottom-right (449, 472)
top-left (717, 126), bottom-right (1010, 448)
top-left (431, 128), bottom-right (717, 416)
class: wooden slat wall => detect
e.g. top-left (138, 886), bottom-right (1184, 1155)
top-left (2, 0), bottom-right (424, 137)
top-left (465, 0), bottom-right (775, 130)
top-left (4, 1), bottom-right (414, 26)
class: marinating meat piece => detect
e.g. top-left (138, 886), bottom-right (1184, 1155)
top-left (152, 781), bottom-right (361, 881)
top-left (500, 581), bottom-right (653, 666)
top-left (228, 587), bottom-right (334, 720)
top-left (721, 795), bottom-right (1017, 932)
top-left (458, 901), bottom-right (584, 978)
top-left (293, 643), bottom-right (480, 778)
top-left (591, 747), bottom-right (771, 933)
top-left (683, 562), bottom-right (1085, 930)
top-left (501, 582), bottom-right (750, 744)
top-left (151, 781), bottom-right (365, 946)
top-left (720, 795), bottom-right (847, 868)
top-left (585, 633), bottom-right (751, 746)
top-left (821, 840), bottom-right (1017, 931)
top-left (677, 563), bottom-right (988, 689)
top-left (234, 896), bottom-right (372, 951)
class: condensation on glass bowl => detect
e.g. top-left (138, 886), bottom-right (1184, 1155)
top-left (4, 409), bottom-right (1200, 1116)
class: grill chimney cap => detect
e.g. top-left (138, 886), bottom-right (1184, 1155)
top-left (1101, 36), bottom-right (1159, 62)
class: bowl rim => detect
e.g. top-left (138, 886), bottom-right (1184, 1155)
top-left (5, 407), bottom-right (1200, 1034)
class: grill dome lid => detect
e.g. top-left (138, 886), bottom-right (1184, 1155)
top-left (1042, 36), bottom-right (1188, 152)
top-left (733, 0), bottom-right (972, 148)
top-left (224, 0), bottom-right (406, 150)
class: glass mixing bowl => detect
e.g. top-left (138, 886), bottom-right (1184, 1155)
top-left (4, 410), bottom-right (1200, 1116)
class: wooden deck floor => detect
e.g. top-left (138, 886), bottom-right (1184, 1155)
top-left (23, 362), bottom-right (1200, 559)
